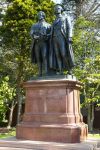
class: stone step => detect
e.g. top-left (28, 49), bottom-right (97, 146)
top-left (0, 137), bottom-right (100, 150)
top-left (0, 147), bottom-right (94, 150)
top-left (0, 147), bottom-right (31, 150)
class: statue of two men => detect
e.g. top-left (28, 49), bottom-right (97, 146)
top-left (30, 4), bottom-right (75, 76)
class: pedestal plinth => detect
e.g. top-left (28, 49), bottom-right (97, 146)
top-left (16, 78), bottom-right (88, 143)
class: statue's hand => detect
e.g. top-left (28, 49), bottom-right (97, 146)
top-left (40, 34), bottom-right (49, 40)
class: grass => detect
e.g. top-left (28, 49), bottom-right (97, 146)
top-left (88, 133), bottom-right (100, 139)
top-left (0, 128), bottom-right (16, 139)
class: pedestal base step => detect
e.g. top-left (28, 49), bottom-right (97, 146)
top-left (16, 122), bottom-right (87, 143)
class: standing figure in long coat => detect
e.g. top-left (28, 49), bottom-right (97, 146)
top-left (50, 4), bottom-right (75, 75)
top-left (30, 11), bottom-right (51, 76)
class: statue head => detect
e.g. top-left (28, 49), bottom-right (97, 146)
top-left (37, 11), bottom-right (46, 20)
top-left (54, 4), bottom-right (64, 14)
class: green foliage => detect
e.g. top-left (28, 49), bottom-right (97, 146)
top-left (0, 0), bottom-right (54, 124)
top-left (0, 76), bottom-right (16, 123)
top-left (1, 0), bottom-right (54, 46)
top-left (73, 16), bottom-right (100, 107)
top-left (0, 0), bottom-right (54, 80)
top-left (1, 0), bottom-right (54, 79)
top-left (73, 16), bottom-right (100, 131)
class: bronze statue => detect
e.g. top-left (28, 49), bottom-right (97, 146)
top-left (30, 11), bottom-right (51, 76)
top-left (50, 4), bottom-right (75, 75)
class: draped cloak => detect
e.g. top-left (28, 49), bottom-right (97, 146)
top-left (49, 15), bottom-right (75, 71)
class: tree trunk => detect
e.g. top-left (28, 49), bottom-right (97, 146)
top-left (16, 47), bottom-right (24, 124)
top-left (91, 103), bottom-right (94, 131)
top-left (75, 1), bottom-right (83, 17)
top-left (87, 103), bottom-right (94, 132)
top-left (17, 86), bottom-right (23, 124)
top-left (7, 101), bottom-right (16, 129)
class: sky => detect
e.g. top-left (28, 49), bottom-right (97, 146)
top-left (52, 0), bottom-right (62, 4)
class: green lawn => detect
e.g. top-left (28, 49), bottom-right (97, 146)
top-left (0, 128), bottom-right (16, 139)
top-left (88, 133), bottom-right (100, 139)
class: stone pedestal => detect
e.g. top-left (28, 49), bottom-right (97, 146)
top-left (16, 78), bottom-right (88, 143)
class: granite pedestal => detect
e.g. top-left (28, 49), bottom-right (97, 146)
top-left (16, 78), bottom-right (88, 143)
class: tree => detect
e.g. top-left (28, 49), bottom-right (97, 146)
top-left (73, 16), bottom-right (100, 131)
top-left (0, 76), bottom-right (16, 127)
top-left (0, 0), bottom-right (54, 125)
top-left (62, 0), bottom-right (100, 131)
top-left (62, 0), bottom-right (100, 18)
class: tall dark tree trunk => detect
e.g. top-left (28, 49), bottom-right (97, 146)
top-left (87, 103), bottom-right (94, 132)
top-left (17, 86), bottom-right (22, 124)
top-left (17, 46), bottom-right (24, 124)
